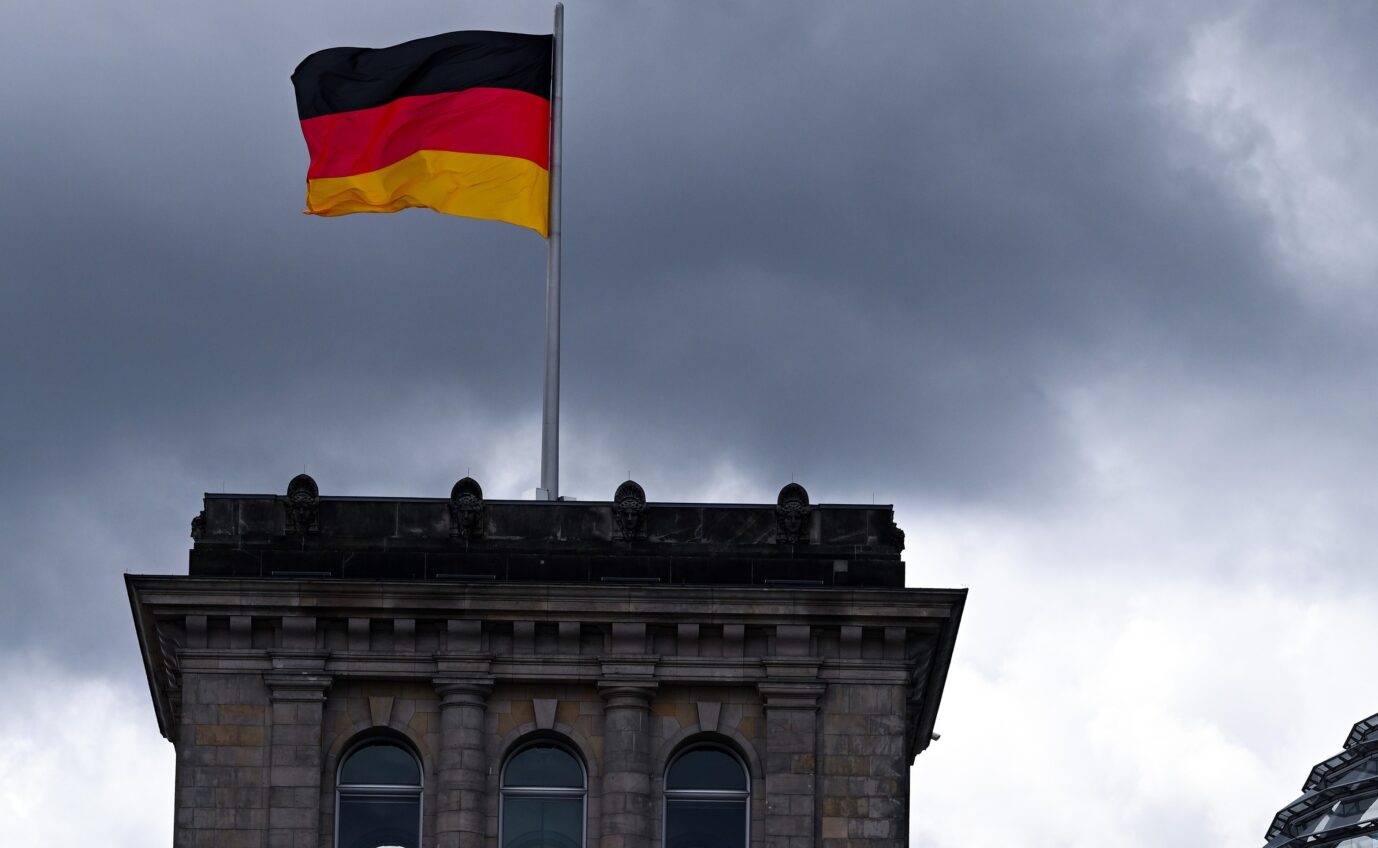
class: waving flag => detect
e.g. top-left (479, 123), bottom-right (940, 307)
top-left (292, 30), bottom-right (554, 235)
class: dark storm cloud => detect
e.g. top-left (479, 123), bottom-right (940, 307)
top-left (556, 2), bottom-right (1348, 497)
top-left (1, 0), bottom-right (1374, 673)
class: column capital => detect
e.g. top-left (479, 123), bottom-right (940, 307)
top-left (433, 676), bottom-right (494, 708)
top-left (597, 680), bottom-right (658, 710)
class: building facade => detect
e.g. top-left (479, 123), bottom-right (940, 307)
top-left (1263, 712), bottom-right (1378, 848)
top-left (128, 475), bottom-right (965, 848)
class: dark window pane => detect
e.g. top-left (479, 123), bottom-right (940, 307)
top-left (504, 744), bottom-right (584, 788)
top-left (665, 750), bottom-right (746, 791)
top-left (340, 743), bottom-right (421, 786)
top-left (1318, 794), bottom-right (1378, 833)
top-left (338, 793), bottom-right (420, 848)
top-left (502, 796), bottom-right (583, 848)
top-left (665, 799), bottom-right (746, 848)
top-left (1335, 759), bottom-right (1378, 786)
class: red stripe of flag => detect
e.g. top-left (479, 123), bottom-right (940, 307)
top-left (300, 87), bottom-right (550, 180)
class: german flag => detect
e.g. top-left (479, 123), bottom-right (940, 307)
top-left (292, 31), bottom-right (553, 236)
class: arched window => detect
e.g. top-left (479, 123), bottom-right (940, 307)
top-left (335, 739), bottom-right (423, 848)
top-left (500, 741), bottom-right (586, 848)
top-left (664, 744), bottom-right (749, 848)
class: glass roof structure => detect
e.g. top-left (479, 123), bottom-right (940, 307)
top-left (1264, 712), bottom-right (1378, 848)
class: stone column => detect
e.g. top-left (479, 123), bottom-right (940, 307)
top-left (264, 668), bottom-right (331, 848)
top-left (433, 677), bottom-right (494, 848)
top-left (598, 681), bottom-right (658, 848)
top-left (759, 682), bottom-right (826, 848)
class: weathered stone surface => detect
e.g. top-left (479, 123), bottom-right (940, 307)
top-left (130, 481), bottom-right (965, 848)
top-left (185, 484), bottom-right (906, 586)
top-left (434, 678), bottom-right (491, 848)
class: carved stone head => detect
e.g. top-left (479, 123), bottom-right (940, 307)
top-left (284, 474), bottom-right (320, 535)
top-left (612, 479), bottom-right (647, 541)
top-left (886, 517), bottom-right (906, 552)
top-left (449, 477), bottom-right (485, 540)
top-left (775, 482), bottom-right (811, 544)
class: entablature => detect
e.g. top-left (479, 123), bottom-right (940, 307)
top-left (128, 574), bottom-right (964, 763)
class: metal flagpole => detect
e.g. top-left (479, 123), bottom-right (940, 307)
top-left (537, 2), bottom-right (563, 501)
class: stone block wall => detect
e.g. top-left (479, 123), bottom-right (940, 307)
top-left (647, 685), bottom-right (767, 848)
top-left (820, 684), bottom-right (909, 848)
top-left (132, 579), bottom-right (961, 848)
top-left (318, 680), bottom-right (442, 848)
top-left (175, 672), bottom-right (271, 848)
top-left (171, 672), bottom-right (911, 848)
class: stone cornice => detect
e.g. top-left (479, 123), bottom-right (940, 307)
top-left (128, 575), bottom-right (965, 755)
top-left (125, 575), bottom-right (964, 626)
top-left (433, 676), bottom-right (494, 707)
top-left (166, 649), bottom-right (916, 689)
top-left (597, 680), bottom-right (658, 709)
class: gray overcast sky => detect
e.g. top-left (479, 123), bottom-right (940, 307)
top-left (2, 1), bottom-right (1376, 845)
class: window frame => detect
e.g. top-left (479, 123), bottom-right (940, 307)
top-left (1329, 758), bottom-right (1378, 789)
top-left (334, 737), bottom-right (425, 848)
top-left (662, 742), bottom-right (751, 848)
top-left (498, 739), bottom-right (588, 848)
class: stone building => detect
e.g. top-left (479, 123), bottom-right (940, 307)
top-left (128, 475), bottom-right (966, 848)
top-left (1262, 711), bottom-right (1378, 847)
